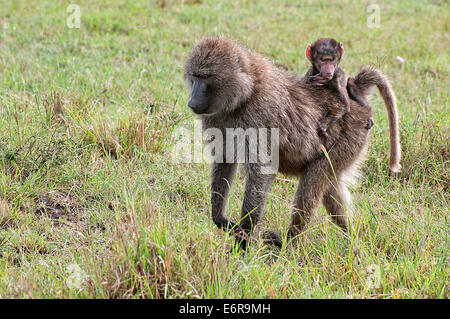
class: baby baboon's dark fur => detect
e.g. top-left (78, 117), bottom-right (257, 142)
top-left (304, 38), bottom-right (374, 133)
top-left (184, 37), bottom-right (401, 249)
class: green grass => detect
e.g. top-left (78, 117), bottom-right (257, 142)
top-left (0, 0), bottom-right (448, 298)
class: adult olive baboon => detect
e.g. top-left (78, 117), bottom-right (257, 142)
top-left (184, 37), bottom-right (401, 249)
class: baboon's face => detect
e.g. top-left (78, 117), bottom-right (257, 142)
top-left (185, 38), bottom-right (253, 115)
top-left (307, 38), bottom-right (344, 80)
top-left (185, 74), bottom-right (217, 115)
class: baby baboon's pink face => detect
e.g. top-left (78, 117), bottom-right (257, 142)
top-left (306, 38), bottom-right (344, 80)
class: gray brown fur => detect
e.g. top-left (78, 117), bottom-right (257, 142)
top-left (305, 65), bottom-right (353, 133)
top-left (184, 37), bottom-right (401, 249)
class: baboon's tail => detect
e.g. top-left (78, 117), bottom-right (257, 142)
top-left (354, 66), bottom-right (401, 173)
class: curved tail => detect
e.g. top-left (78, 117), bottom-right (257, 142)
top-left (354, 66), bottom-right (401, 173)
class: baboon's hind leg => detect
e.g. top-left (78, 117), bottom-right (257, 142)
top-left (263, 156), bottom-right (335, 248)
top-left (322, 179), bottom-right (351, 231)
top-left (264, 135), bottom-right (365, 248)
top-left (288, 157), bottom-right (336, 239)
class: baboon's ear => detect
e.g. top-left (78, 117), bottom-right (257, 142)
top-left (339, 42), bottom-right (344, 58)
top-left (305, 44), bottom-right (312, 61)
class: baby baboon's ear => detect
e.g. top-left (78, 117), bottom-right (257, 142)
top-left (339, 42), bottom-right (344, 58)
top-left (305, 44), bottom-right (312, 61)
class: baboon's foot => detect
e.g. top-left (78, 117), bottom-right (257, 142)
top-left (262, 230), bottom-right (283, 248)
top-left (365, 118), bottom-right (374, 130)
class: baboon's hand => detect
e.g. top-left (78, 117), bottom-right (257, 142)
top-left (308, 75), bottom-right (328, 86)
top-left (230, 224), bottom-right (250, 251)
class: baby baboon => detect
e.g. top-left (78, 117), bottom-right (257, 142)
top-left (305, 38), bottom-right (374, 133)
top-left (185, 37), bottom-right (401, 249)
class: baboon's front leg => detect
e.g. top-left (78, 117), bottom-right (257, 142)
top-left (211, 162), bottom-right (237, 231)
top-left (237, 165), bottom-right (276, 250)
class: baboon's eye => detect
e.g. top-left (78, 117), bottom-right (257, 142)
top-left (197, 74), bottom-right (210, 79)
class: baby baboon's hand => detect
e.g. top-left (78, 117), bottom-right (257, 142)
top-left (308, 75), bottom-right (327, 86)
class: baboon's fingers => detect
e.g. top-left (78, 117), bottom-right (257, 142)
top-left (309, 76), bottom-right (327, 86)
top-left (212, 216), bottom-right (235, 231)
top-left (228, 223), bottom-right (249, 241)
top-left (215, 218), bottom-right (251, 250)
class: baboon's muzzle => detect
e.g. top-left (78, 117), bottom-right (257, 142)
top-left (188, 79), bottom-right (209, 114)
